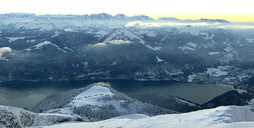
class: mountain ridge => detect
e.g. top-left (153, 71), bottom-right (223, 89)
top-left (33, 83), bottom-right (177, 121)
top-left (0, 12), bottom-right (231, 22)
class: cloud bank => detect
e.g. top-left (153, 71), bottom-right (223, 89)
top-left (0, 47), bottom-right (12, 59)
top-left (125, 21), bottom-right (254, 30)
top-left (125, 21), bottom-right (210, 28)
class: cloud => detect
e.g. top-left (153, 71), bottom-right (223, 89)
top-left (125, 21), bottom-right (254, 30)
top-left (0, 47), bottom-right (12, 59)
top-left (92, 40), bottom-right (131, 47)
top-left (215, 25), bottom-right (254, 29)
top-left (125, 21), bottom-right (210, 28)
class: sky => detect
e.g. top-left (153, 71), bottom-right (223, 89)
top-left (0, 0), bottom-right (254, 21)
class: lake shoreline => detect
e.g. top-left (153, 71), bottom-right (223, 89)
top-left (0, 80), bottom-right (238, 109)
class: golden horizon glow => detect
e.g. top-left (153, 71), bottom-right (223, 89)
top-left (1, 0), bottom-right (254, 22)
top-left (148, 14), bottom-right (254, 22)
top-left (0, 12), bottom-right (253, 22)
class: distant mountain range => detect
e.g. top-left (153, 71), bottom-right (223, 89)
top-left (0, 13), bottom-right (231, 23)
top-left (0, 12), bottom-right (254, 94)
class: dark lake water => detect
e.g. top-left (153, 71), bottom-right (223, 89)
top-left (0, 80), bottom-right (234, 109)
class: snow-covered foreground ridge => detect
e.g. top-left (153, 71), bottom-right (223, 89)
top-left (0, 105), bottom-right (82, 128)
top-left (37, 106), bottom-right (254, 128)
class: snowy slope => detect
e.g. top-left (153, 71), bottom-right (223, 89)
top-left (70, 86), bottom-right (114, 107)
top-left (33, 83), bottom-right (175, 121)
top-left (207, 66), bottom-right (229, 77)
top-left (156, 56), bottom-right (164, 62)
top-left (103, 28), bottom-right (146, 44)
top-left (0, 105), bottom-right (81, 128)
top-left (25, 41), bottom-right (66, 53)
top-left (35, 106), bottom-right (254, 128)
top-left (102, 28), bottom-right (161, 51)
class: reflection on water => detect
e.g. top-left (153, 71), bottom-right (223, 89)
top-left (0, 80), bottom-right (234, 109)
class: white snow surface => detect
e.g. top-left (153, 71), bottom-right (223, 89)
top-left (44, 84), bottom-right (128, 116)
top-left (93, 40), bottom-right (131, 47)
top-left (69, 86), bottom-right (114, 107)
top-left (146, 45), bottom-right (162, 51)
top-left (187, 74), bottom-right (197, 82)
top-left (0, 105), bottom-right (80, 128)
top-left (33, 41), bottom-right (52, 49)
top-left (187, 42), bottom-right (197, 48)
top-left (207, 66), bottom-right (230, 77)
top-left (101, 28), bottom-right (163, 52)
top-left (64, 47), bottom-right (74, 52)
top-left (156, 56), bottom-right (164, 62)
top-left (99, 28), bottom-right (163, 52)
top-left (36, 106), bottom-right (254, 128)
top-left (103, 28), bottom-right (146, 44)
top-left (178, 46), bottom-right (196, 51)
top-left (209, 52), bottom-right (220, 55)
top-left (64, 28), bottom-right (77, 32)
top-left (246, 38), bottom-right (254, 44)
top-left (26, 41), bottom-right (66, 53)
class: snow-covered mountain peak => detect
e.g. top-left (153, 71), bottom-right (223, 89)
top-left (33, 82), bottom-right (174, 121)
top-left (130, 15), bottom-right (154, 21)
top-left (103, 28), bottom-right (146, 44)
top-left (114, 14), bottom-right (128, 20)
top-left (101, 28), bottom-right (163, 51)
top-left (1, 13), bottom-right (36, 18)
top-left (200, 18), bottom-right (230, 24)
top-left (25, 41), bottom-right (67, 53)
top-left (69, 85), bottom-right (114, 107)
top-left (89, 13), bottom-right (113, 20)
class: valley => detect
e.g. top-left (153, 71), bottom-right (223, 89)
top-left (0, 13), bottom-right (254, 128)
